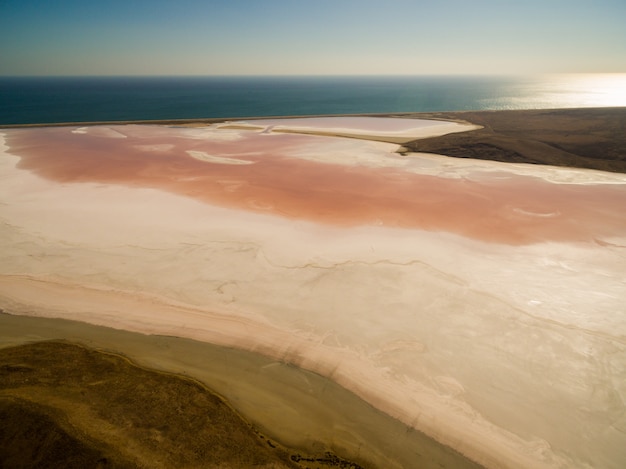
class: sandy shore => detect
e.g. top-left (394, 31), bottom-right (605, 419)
top-left (1, 112), bottom-right (626, 468)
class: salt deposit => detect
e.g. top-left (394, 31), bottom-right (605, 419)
top-left (1, 118), bottom-right (625, 468)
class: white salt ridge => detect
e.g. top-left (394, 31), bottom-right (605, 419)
top-left (71, 126), bottom-right (127, 138)
top-left (400, 152), bottom-right (626, 184)
top-left (186, 150), bottom-right (255, 165)
top-left (134, 144), bottom-right (174, 152)
top-left (229, 116), bottom-right (480, 139)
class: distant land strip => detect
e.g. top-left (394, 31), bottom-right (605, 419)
top-left (402, 107), bottom-right (626, 174)
top-left (2, 107), bottom-right (625, 173)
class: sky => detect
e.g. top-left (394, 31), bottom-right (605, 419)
top-left (1, 0), bottom-right (625, 76)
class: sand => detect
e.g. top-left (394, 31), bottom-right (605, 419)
top-left (1, 115), bottom-right (625, 468)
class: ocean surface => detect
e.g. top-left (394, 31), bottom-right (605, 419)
top-left (1, 74), bottom-right (625, 125)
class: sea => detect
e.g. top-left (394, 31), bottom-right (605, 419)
top-left (1, 74), bottom-right (625, 125)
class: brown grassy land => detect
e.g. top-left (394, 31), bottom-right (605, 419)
top-left (0, 341), bottom-right (363, 469)
top-left (399, 108), bottom-right (626, 173)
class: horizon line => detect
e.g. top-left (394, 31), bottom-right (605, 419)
top-left (2, 72), bottom-right (626, 79)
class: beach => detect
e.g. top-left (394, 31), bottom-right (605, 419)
top-left (1, 110), bottom-right (626, 468)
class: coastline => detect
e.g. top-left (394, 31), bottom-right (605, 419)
top-left (1, 110), bottom-right (626, 468)
top-left (4, 107), bottom-right (625, 173)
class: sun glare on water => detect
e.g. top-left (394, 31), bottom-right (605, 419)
top-left (543, 73), bottom-right (626, 108)
top-left (492, 73), bottom-right (626, 110)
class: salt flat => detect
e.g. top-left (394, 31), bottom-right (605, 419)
top-left (1, 117), bottom-right (625, 469)
top-left (222, 116), bottom-right (480, 141)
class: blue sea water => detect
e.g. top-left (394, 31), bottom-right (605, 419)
top-left (1, 74), bottom-right (625, 125)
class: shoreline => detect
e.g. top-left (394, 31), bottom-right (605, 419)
top-left (1, 111), bottom-right (626, 468)
top-left (4, 107), bottom-right (625, 174)
top-left (0, 111), bottom-right (440, 129)
top-left (0, 272), bottom-right (553, 469)
top-left (0, 312), bottom-right (483, 469)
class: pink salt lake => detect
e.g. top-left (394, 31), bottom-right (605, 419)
top-left (6, 118), bottom-right (625, 245)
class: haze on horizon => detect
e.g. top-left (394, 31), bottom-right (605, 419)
top-left (1, 0), bottom-right (625, 77)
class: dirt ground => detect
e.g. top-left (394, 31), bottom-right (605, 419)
top-left (399, 107), bottom-right (626, 173)
top-left (0, 341), bottom-right (364, 469)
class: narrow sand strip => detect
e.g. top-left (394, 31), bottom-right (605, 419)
top-left (186, 150), bottom-right (255, 165)
top-left (220, 116), bottom-right (481, 143)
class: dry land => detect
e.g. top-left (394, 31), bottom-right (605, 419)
top-left (400, 107), bottom-right (626, 172)
top-left (0, 340), bottom-right (365, 469)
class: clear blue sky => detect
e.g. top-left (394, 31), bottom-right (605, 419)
top-left (1, 0), bottom-right (624, 76)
